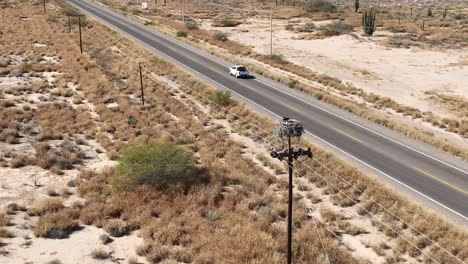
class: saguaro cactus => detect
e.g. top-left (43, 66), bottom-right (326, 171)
top-left (427, 6), bottom-right (433, 17)
top-left (443, 7), bottom-right (448, 20)
top-left (353, 0), bottom-right (359, 12)
top-left (362, 9), bottom-right (377, 36)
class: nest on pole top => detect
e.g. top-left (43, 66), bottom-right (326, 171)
top-left (275, 117), bottom-right (304, 138)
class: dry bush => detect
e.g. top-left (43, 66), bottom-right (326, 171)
top-left (28, 198), bottom-right (64, 216)
top-left (212, 18), bottom-right (240, 27)
top-left (0, 214), bottom-right (11, 227)
top-left (0, 228), bottom-right (14, 238)
top-left (104, 219), bottom-right (131, 237)
top-left (34, 211), bottom-right (80, 239)
top-left (91, 248), bottom-right (111, 260)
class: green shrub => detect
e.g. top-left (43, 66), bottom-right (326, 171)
top-left (305, 0), bottom-right (337, 13)
top-left (208, 90), bottom-right (231, 106)
top-left (127, 115), bottom-right (137, 126)
top-left (109, 142), bottom-right (199, 193)
top-left (176, 31), bottom-right (188, 37)
top-left (288, 79), bottom-right (298, 88)
top-left (213, 31), bottom-right (228, 41)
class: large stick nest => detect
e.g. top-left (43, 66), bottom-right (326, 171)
top-left (275, 118), bottom-right (304, 138)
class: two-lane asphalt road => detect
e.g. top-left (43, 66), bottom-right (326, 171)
top-left (67, 0), bottom-right (468, 224)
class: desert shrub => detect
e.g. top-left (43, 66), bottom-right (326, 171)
top-left (0, 129), bottom-right (19, 143)
top-left (208, 90), bottom-right (231, 106)
top-left (34, 212), bottom-right (79, 239)
top-left (176, 31), bottom-right (188, 38)
top-left (105, 220), bottom-right (131, 237)
top-left (99, 234), bottom-right (112, 244)
top-left (213, 31), bottom-right (228, 41)
top-left (213, 19), bottom-right (240, 27)
top-left (0, 227), bottom-right (14, 238)
top-left (10, 155), bottom-right (34, 168)
top-left (305, 0), bottom-right (337, 13)
top-left (288, 79), bottom-right (298, 88)
top-left (109, 142), bottom-right (199, 193)
top-left (127, 115), bottom-right (137, 126)
top-left (321, 21), bottom-right (353, 36)
top-left (453, 12), bottom-right (466, 20)
top-left (18, 63), bottom-right (32, 73)
top-left (67, 180), bottom-right (76, 187)
top-left (298, 22), bottom-right (316, 32)
top-left (91, 249), bottom-right (110, 260)
top-left (28, 199), bottom-right (64, 216)
top-left (185, 21), bottom-right (198, 30)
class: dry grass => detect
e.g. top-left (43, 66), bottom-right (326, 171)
top-left (28, 198), bottom-right (65, 216)
top-left (2, 1), bottom-right (465, 263)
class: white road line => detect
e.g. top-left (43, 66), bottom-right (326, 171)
top-left (70, 0), bottom-right (468, 221)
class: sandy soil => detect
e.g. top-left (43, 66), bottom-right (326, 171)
top-left (202, 18), bottom-right (468, 120)
top-left (0, 54), bottom-right (146, 263)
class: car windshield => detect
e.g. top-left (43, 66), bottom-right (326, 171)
top-left (237, 67), bottom-right (247, 71)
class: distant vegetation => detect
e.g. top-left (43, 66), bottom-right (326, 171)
top-left (305, 0), bottom-right (337, 13)
top-left (213, 31), bottom-right (228, 41)
top-left (212, 19), bottom-right (240, 27)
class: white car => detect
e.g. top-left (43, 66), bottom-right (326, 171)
top-left (229, 65), bottom-right (250, 78)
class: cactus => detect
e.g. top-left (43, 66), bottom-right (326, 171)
top-left (443, 7), bottom-right (448, 20)
top-left (362, 8), bottom-right (377, 36)
top-left (427, 6), bottom-right (433, 17)
top-left (353, 0), bottom-right (359, 12)
top-left (421, 20), bottom-right (426, 30)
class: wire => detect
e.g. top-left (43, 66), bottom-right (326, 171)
top-left (293, 170), bottom-right (332, 264)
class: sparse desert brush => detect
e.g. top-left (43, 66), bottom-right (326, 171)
top-left (208, 90), bottom-right (231, 106)
top-left (320, 20), bottom-right (353, 36)
top-left (105, 219), bottom-right (131, 237)
top-left (0, 129), bottom-right (19, 144)
top-left (184, 21), bottom-right (198, 30)
top-left (34, 211), bottom-right (80, 239)
top-left (109, 142), bottom-right (201, 194)
top-left (0, 214), bottom-right (11, 227)
top-left (0, 228), bottom-right (14, 238)
top-left (28, 198), bottom-right (64, 216)
top-left (305, 0), bottom-right (337, 13)
top-left (212, 31), bottom-right (228, 41)
top-left (99, 233), bottom-right (112, 244)
top-left (91, 248), bottom-right (111, 260)
top-left (176, 31), bottom-right (188, 38)
top-left (212, 18), bottom-right (240, 27)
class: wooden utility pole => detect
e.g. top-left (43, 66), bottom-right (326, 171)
top-left (182, 0), bottom-right (185, 23)
top-left (78, 15), bottom-right (83, 53)
top-left (139, 63), bottom-right (145, 105)
top-left (68, 15), bottom-right (71, 33)
top-left (271, 117), bottom-right (312, 264)
top-left (43, 0), bottom-right (46, 14)
top-left (269, 7), bottom-right (273, 55)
